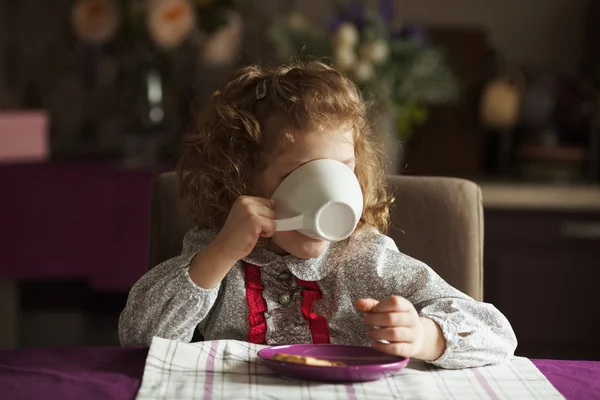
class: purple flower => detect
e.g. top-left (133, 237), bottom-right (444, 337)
top-left (328, 17), bottom-right (344, 33)
top-left (378, 0), bottom-right (395, 25)
top-left (345, 0), bottom-right (367, 27)
top-left (394, 24), bottom-right (428, 44)
top-left (329, 0), bottom-right (366, 32)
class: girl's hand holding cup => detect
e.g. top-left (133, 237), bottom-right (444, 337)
top-left (212, 196), bottom-right (277, 264)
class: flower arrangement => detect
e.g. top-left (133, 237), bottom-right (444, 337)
top-left (68, 0), bottom-right (251, 164)
top-left (269, 0), bottom-right (459, 138)
top-left (71, 0), bottom-right (249, 64)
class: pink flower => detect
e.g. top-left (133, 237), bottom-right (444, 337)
top-left (201, 12), bottom-right (243, 66)
top-left (71, 0), bottom-right (120, 45)
top-left (147, 0), bottom-right (196, 49)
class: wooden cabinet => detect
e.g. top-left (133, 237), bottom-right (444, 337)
top-left (484, 210), bottom-right (600, 360)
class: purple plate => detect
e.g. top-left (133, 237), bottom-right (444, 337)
top-left (257, 344), bottom-right (409, 382)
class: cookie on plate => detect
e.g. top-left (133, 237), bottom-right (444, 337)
top-left (271, 353), bottom-right (346, 367)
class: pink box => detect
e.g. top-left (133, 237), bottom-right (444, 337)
top-left (0, 111), bottom-right (49, 163)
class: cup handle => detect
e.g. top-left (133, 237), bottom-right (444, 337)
top-left (274, 214), bottom-right (305, 232)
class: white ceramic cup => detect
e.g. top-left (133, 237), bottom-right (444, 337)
top-left (271, 159), bottom-right (363, 242)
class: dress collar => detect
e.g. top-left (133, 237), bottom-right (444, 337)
top-left (242, 241), bottom-right (342, 282)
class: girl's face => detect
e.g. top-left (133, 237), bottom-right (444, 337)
top-left (254, 126), bottom-right (356, 259)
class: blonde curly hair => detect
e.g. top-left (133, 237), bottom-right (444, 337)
top-left (178, 61), bottom-right (393, 234)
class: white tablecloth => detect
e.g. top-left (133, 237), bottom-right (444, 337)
top-left (136, 337), bottom-right (564, 400)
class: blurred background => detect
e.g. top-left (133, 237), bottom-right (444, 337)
top-left (1, 0), bottom-right (599, 361)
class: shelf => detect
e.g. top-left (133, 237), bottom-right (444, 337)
top-left (479, 182), bottom-right (600, 211)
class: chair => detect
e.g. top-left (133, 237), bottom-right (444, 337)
top-left (149, 172), bottom-right (483, 301)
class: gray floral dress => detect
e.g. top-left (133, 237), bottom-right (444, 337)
top-left (118, 228), bottom-right (517, 369)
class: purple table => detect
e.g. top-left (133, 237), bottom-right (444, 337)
top-left (0, 162), bottom-right (163, 291)
top-left (0, 347), bottom-right (598, 400)
top-left (0, 162), bottom-right (164, 348)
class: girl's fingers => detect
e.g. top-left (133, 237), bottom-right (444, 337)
top-left (255, 204), bottom-right (277, 219)
top-left (371, 340), bottom-right (414, 358)
top-left (370, 296), bottom-right (414, 313)
top-left (355, 298), bottom-right (379, 313)
top-left (363, 311), bottom-right (415, 328)
top-left (241, 195), bottom-right (273, 208)
top-left (258, 216), bottom-right (276, 238)
top-left (368, 327), bottom-right (414, 343)
top-left (237, 195), bottom-right (275, 214)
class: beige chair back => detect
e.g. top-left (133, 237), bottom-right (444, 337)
top-left (148, 173), bottom-right (483, 301)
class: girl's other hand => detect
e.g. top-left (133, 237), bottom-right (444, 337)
top-left (355, 296), bottom-right (445, 361)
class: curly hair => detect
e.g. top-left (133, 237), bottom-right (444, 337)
top-left (178, 60), bottom-right (394, 234)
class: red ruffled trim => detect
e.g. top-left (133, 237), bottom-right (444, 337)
top-left (243, 263), bottom-right (268, 344)
top-left (296, 278), bottom-right (331, 344)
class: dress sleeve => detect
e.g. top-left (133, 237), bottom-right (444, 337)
top-left (355, 230), bottom-right (518, 369)
top-left (118, 229), bottom-right (222, 346)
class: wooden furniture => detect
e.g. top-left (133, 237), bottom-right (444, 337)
top-left (403, 27), bottom-right (488, 177)
top-left (481, 182), bottom-right (600, 360)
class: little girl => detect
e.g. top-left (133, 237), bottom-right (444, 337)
top-left (119, 61), bottom-right (517, 369)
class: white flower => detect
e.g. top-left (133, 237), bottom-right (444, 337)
top-left (352, 60), bottom-right (374, 82)
top-left (71, 0), bottom-right (120, 45)
top-left (288, 13), bottom-right (308, 31)
top-left (147, 0), bottom-right (196, 49)
top-left (359, 39), bottom-right (389, 64)
top-left (201, 12), bottom-right (243, 66)
top-left (334, 22), bottom-right (359, 47)
top-left (333, 46), bottom-right (357, 71)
